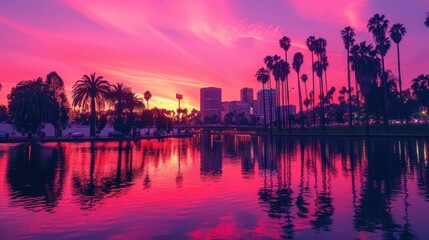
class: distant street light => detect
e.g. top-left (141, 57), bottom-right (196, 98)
top-left (176, 93), bottom-right (183, 134)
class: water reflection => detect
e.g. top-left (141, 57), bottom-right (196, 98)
top-left (1, 137), bottom-right (429, 239)
top-left (7, 143), bottom-right (65, 212)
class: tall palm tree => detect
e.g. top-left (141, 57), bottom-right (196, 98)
top-left (349, 41), bottom-right (380, 134)
top-left (272, 55), bottom-right (282, 130)
top-left (313, 61), bottom-right (324, 128)
top-left (264, 55), bottom-right (275, 131)
top-left (321, 53), bottom-right (329, 94)
top-left (280, 36), bottom-right (292, 130)
top-left (301, 74), bottom-right (309, 127)
top-left (143, 91), bottom-right (152, 110)
top-left (293, 52), bottom-right (305, 130)
top-left (314, 38), bottom-right (327, 129)
top-left (108, 82), bottom-right (132, 119)
top-left (367, 13), bottom-right (390, 132)
top-left (306, 36), bottom-right (317, 128)
top-left (389, 23), bottom-right (406, 123)
top-left (255, 67), bottom-right (270, 131)
top-left (341, 26), bottom-right (356, 128)
top-left (389, 24), bottom-right (406, 93)
top-left (72, 73), bottom-right (111, 137)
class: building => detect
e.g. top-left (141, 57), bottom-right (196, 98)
top-left (256, 88), bottom-right (276, 122)
top-left (200, 87), bottom-right (222, 123)
top-left (279, 105), bottom-right (297, 119)
top-left (240, 88), bottom-right (253, 102)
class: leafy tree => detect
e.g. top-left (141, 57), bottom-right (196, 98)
top-left (8, 78), bottom-right (59, 137)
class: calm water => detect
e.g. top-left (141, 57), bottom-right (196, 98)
top-left (0, 136), bottom-right (429, 239)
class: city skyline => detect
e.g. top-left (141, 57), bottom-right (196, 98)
top-left (1, 0), bottom-right (428, 110)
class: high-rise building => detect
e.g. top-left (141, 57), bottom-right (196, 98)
top-left (240, 87), bottom-right (253, 102)
top-left (200, 87), bottom-right (222, 123)
top-left (256, 88), bottom-right (276, 122)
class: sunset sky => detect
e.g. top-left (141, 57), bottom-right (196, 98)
top-left (0, 0), bottom-right (428, 110)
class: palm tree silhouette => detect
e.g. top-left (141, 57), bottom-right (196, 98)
top-left (143, 90), bottom-right (152, 110)
top-left (367, 13), bottom-right (391, 132)
top-left (264, 55), bottom-right (275, 132)
top-left (341, 26), bottom-right (356, 128)
top-left (293, 52), bottom-right (305, 130)
top-left (301, 74), bottom-right (310, 126)
top-left (255, 67), bottom-right (270, 131)
top-left (273, 59), bottom-right (291, 131)
top-left (314, 38), bottom-right (327, 130)
top-left (108, 82), bottom-right (132, 119)
top-left (349, 41), bottom-right (380, 134)
top-left (272, 55), bottom-right (282, 131)
top-left (279, 36), bottom-right (291, 130)
top-left (72, 73), bottom-right (111, 137)
top-left (306, 36), bottom-right (317, 128)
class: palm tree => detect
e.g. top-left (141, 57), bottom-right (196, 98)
top-left (125, 92), bottom-right (145, 114)
top-left (144, 91), bottom-right (152, 110)
top-left (314, 38), bottom-right (327, 129)
top-left (313, 61), bottom-right (324, 128)
top-left (389, 24), bottom-right (406, 94)
top-left (341, 26), bottom-right (356, 128)
top-left (389, 23), bottom-right (406, 123)
top-left (301, 74), bottom-right (309, 127)
top-left (72, 73), bottom-right (111, 137)
top-left (108, 82), bottom-right (132, 119)
top-left (306, 36), bottom-right (317, 128)
top-left (264, 55), bottom-right (275, 131)
top-left (8, 78), bottom-right (59, 137)
top-left (255, 67), bottom-right (270, 131)
top-left (321, 53), bottom-right (329, 94)
top-left (272, 55), bottom-right (282, 130)
top-left (349, 41), bottom-right (380, 134)
top-left (367, 13), bottom-right (390, 132)
top-left (280, 36), bottom-right (292, 129)
top-left (411, 74), bottom-right (429, 112)
top-left (293, 52), bottom-right (305, 130)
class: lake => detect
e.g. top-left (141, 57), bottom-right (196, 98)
top-left (0, 135), bottom-right (428, 239)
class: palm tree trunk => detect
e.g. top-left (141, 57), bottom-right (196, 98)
top-left (346, 49), bottom-right (353, 128)
top-left (304, 83), bottom-right (309, 127)
top-left (268, 75), bottom-right (273, 134)
top-left (381, 56), bottom-right (389, 132)
top-left (298, 72), bottom-right (304, 130)
top-left (286, 76), bottom-right (291, 133)
top-left (90, 96), bottom-right (96, 137)
top-left (282, 81), bottom-right (286, 129)
top-left (311, 52), bottom-right (316, 129)
top-left (262, 83), bottom-right (267, 131)
top-left (355, 71), bottom-right (360, 125)
top-left (396, 43), bottom-right (404, 123)
top-left (276, 81), bottom-right (281, 131)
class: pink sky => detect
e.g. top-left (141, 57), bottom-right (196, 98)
top-left (0, 0), bottom-right (428, 110)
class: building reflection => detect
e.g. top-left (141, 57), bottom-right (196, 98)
top-left (7, 143), bottom-right (65, 212)
top-left (200, 134), bottom-right (223, 178)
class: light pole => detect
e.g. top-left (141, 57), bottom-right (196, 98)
top-left (176, 93), bottom-right (183, 134)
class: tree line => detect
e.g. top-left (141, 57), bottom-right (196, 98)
top-left (255, 13), bottom-right (429, 133)
top-left (5, 72), bottom-right (200, 138)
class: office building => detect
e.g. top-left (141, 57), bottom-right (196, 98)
top-left (256, 88), bottom-right (276, 122)
top-left (200, 87), bottom-right (222, 123)
top-left (240, 88), bottom-right (253, 102)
